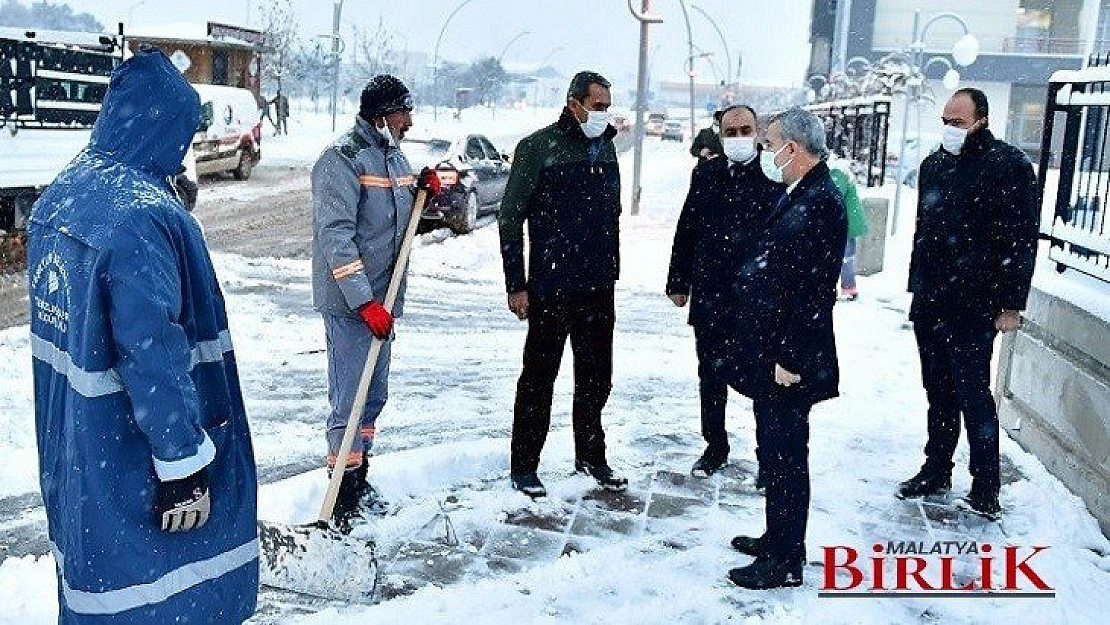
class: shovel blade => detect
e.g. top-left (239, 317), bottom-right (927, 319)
top-left (257, 520), bottom-right (380, 603)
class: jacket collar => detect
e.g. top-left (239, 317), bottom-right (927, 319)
top-left (556, 106), bottom-right (618, 142)
top-left (959, 127), bottom-right (993, 157)
top-left (785, 160), bottom-right (830, 200)
top-left (355, 116), bottom-right (392, 151)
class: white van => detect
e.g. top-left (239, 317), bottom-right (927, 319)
top-left (190, 83), bottom-right (262, 180)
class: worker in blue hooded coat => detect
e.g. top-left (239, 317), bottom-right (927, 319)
top-left (27, 47), bottom-right (258, 623)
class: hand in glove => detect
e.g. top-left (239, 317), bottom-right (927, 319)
top-left (417, 167), bottom-right (442, 195)
top-left (359, 300), bottom-right (394, 339)
top-left (156, 467), bottom-right (210, 532)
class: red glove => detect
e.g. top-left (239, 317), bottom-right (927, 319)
top-left (417, 167), bottom-right (442, 195)
top-left (358, 301), bottom-right (394, 339)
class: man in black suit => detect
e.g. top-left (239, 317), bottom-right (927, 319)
top-left (725, 108), bottom-right (847, 590)
top-left (667, 104), bottom-right (785, 479)
top-left (896, 88), bottom-right (1038, 520)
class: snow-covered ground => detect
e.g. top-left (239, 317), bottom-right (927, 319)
top-left (1, 107), bottom-right (1108, 624)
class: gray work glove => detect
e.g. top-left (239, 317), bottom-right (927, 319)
top-left (155, 466), bottom-right (211, 532)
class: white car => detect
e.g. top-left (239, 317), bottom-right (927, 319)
top-left (190, 84), bottom-right (262, 180)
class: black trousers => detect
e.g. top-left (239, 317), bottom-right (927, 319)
top-left (694, 325), bottom-right (730, 458)
top-left (753, 393), bottom-right (811, 559)
top-left (913, 317), bottom-right (1000, 495)
top-left (510, 288), bottom-right (614, 475)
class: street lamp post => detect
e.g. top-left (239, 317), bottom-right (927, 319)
top-left (688, 3), bottom-right (731, 87)
top-left (433, 0), bottom-right (478, 121)
top-left (493, 30), bottom-right (531, 117)
top-left (890, 10), bottom-right (978, 235)
top-left (628, 0), bottom-right (664, 217)
top-left (677, 0), bottom-right (697, 142)
top-left (328, 0), bottom-right (345, 132)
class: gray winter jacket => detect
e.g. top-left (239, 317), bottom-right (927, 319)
top-left (312, 117), bottom-right (415, 317)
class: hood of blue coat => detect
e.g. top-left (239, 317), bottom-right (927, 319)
top-left (89, 48), bottom-right (200, 179)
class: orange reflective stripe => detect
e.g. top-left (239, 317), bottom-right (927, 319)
top-left (332, 259), bottom-right (364, 280)
top-left (358, 175), bottom-right (393, 188)
top-left (360, 425), bottom-right (377, 440)
top-left (326, 452), bottom-right (363, 469)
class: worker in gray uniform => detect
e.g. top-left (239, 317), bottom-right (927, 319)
top-left (311, 74), bottom-right (435, 527)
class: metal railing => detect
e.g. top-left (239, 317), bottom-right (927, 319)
top-left (806, 96), bottom-right (891, 187)
top-left (1037, 60), bottom-right (1110, 282)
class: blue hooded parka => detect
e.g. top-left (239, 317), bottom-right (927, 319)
top-left (27, 49), bottom-right (258, 623)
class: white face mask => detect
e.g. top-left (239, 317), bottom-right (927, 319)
top-left (580, 109), bottom-right (612, 139)
top-left (722, 136), bottom-right (757, 163)
top-left (941, 124), bottom-right (968, 155)
top-left (376, 121), bottom-right (397, 146)
top-left (760, 150), bottom-right (784, 183)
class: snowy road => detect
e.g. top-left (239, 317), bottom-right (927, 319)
top-left (2, 110), bottom-right (1108, 624)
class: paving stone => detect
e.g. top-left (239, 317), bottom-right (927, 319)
top-left (502, 504), bottom-right (575, 533)
top-left (388, 540), bottom-right (485, 586)
top-left (376, 574), bottom-right (428, 601)
top-left (561, 534), bottom-right (605, 557)
top-left (645, 493), bottom-right (713, 521)
top-left (652, 450), bottom-right (702, 473)
top-left (653, 526), bottom-right (710, 551)
top-left (580, 488), bottom-right (649, 515)
top-left (480, 525), bottom-right (567, 562)
top-left (412, 514), bottom-right (491, 552)
top-left (652, 469), bottom-right (717, 502)
top-left (568, 508), bottom-right (644, 540)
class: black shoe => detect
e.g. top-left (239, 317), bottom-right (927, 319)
top-left (730, 535), bottom-right (766, 557)
top-left (357, 482), bottom-right (391, 517)
top-left (574, 460), bottom-right (629, 491)
top-left (955, 490), bottom-right (1001, 521)
top-left (895, 468), bottom-right (951, 499)
top-left (727, 554), bottom-right (804, 590)
top-left (332, 470), bottom-right (365, 533)
top-left (691, 451), bottom-right (728, 478)
top-left (510, 472), bottom-right (547, 498)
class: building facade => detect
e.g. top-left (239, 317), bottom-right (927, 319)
top-left (812, 0), bottom-right (1109, 162)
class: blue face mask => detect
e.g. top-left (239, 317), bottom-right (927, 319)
top-left (760, 149), bottom-right (784, 183)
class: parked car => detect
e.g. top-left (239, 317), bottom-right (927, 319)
top-left (661, 121), bottom-right (685, 142)
top-left (403, 133), bottom-right (510, 234)
top-left (190, 83), bottom-right (262, 180)
top-left (646, 111), bottom-right (667, 136)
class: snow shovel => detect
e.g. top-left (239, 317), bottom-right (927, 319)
top-left (258, 187), bottom-right (430, 603)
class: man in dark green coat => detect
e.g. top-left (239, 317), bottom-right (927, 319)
top-left (498, 71), bottom-right (627, 498)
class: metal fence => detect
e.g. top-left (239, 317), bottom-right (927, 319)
top-left (1037, 61), bottom-right (1110, 283)
top-left (805, 96), bottom-right (891, 187)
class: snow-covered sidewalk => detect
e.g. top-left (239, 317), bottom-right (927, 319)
top-left (1, 129), bottom-right (1108, 624)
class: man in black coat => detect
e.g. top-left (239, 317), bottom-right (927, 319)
top-left (689, 109), bottom-right (725, 161)
top-left (896, 88), bottom-right (1039, 521)
top-left (726, 108), bottom-right (847, 590)
top-left (498, 71), bottom-right (627, 498)
top-left (667, 104), bottom-right (785, 479)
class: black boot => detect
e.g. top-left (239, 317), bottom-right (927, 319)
top-left (354, 450), bottom-right (390, 517)
top-left (691, 449), bottom-right (728, 478)
top-left (575, 460), bottom-right (628, 491)
top-left (511, 472), bottom-right (547, 498)
top-left (896, 466), bottom-right (951, 499)
top-left (956, 489), bottom-right (1001, 521)
top-left (727, 554), bottom-right (804, 590)
top-left (332, 470), bottom-right (365, 534)
top-left (730, 535), bottom-right (766, 557)
top-left (754, 470), bottom-right (766, 493)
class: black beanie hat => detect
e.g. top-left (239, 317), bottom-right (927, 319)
top-left (359, 74), bottom-right (413, 121)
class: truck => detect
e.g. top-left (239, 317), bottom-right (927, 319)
top-left (0, 27), bottom-right (125, 273)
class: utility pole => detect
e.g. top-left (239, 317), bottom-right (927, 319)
top-left (329, 1), bottom-right (345, 132)
top-left (628, 0), bottom-right (663, 216)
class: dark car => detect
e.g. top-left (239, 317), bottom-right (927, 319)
top-left (403, 133), bottom-right (510, 234)
top-left (661, 120), bottom-right (685, 142)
